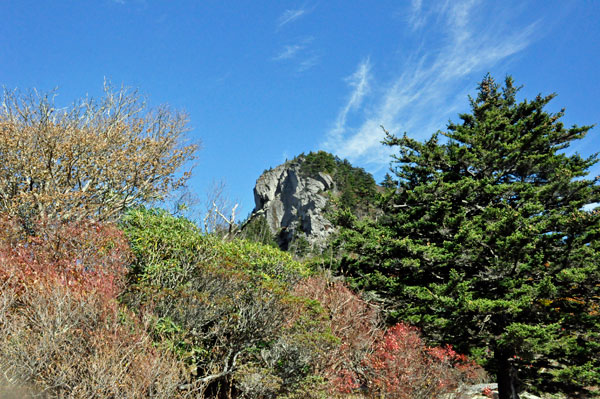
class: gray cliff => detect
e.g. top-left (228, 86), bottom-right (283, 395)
top-left (250, 159), bottom-right (335, 251)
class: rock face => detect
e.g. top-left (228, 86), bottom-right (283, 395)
top-left (251, 159), bottom-right (336, 251)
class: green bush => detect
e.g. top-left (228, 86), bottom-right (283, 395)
top-left (120, 207), bottom-right (333, 398)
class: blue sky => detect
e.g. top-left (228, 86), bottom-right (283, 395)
top-left (1, 1), bottom-right (599, 220)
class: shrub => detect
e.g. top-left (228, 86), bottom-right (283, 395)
top-left (120, 207), bottom-right (332, 398)
top-left (0, 214), bottom-right (185, 398)
top-left (293, 276), bottom-right (382, 387)
top-left (0, 215), bottom-right (131, 298)
top-left (294, 275), bottom-right (486, 398)
top-left (120, 207), bottom-right (310, 286)
top-left (362, 323), bottom-right (485, 399)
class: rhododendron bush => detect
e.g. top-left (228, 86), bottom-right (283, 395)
top-left (120, 207), bottom-right (333, 398)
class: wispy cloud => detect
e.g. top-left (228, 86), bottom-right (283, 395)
top-left (297, 54), bottom-right (320, 73)
top-left (407, 0), bottom-right (427, 30)
top-left (323, 0), bottom-right (541, 171)
top-left (329, 59), bottom-right (371, 142)
top-left (273, 44), bottom-right (306, 61)
top-left (273, 37), bottom-right (319, 72)
top-left (277, 7), bottom-right (310, 29)
top-left (274, 6), bottom-right (318, 72)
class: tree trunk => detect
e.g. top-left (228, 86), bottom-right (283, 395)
top-left (495, 347), bottom-right (520, 399)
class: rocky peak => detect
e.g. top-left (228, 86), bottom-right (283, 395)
top-left (250, 157), bottom-right (336, 251)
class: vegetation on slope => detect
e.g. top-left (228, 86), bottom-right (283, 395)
top-left (119, 207), bottom-right (483, 398)
top-left (4, 75), bottom-right (596, 399)
top-left (119, 207), bottom-right (332, 398)
top-left (298, 150), bottom-right (378, 214)
top-left (0, 208), bottom-right (483, 398)
top-left (0, 216), bottom-right (185, 398)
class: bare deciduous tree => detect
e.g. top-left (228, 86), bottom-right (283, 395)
top-left (202, 180), bottom-right (239, 239)
top-left (0, 82), bottom-right (198, 222)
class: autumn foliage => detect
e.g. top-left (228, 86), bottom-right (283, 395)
top-left (0, 215), bottom-right (130, 296)
top-left (0, 84), bottom-right (197, 222)
top-left (293, 277), bottom-right (381, 385)
top-left (0, 215), bottom-right (184, 398)
top-left (294, 276), bottom-right (486, 398)
top-left (362, 324), bottom-right (483, 399)
top-left (0, 209), bottom-right (486, 398)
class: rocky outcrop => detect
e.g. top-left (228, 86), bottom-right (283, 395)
top-left (250, 159), bottom-right (336, 251)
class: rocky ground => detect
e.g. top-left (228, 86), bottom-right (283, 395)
top-left (457, 384), bottom-right (570, 399)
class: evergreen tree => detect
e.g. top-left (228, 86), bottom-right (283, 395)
top-left (299, 150), bottom-right (378, 212)
top-left (336, 76), bottom-right (600, 399)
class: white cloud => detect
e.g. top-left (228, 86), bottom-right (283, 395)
top-left (323, 0), bottom-right (541, 171)
top-left (296, 54), bottom-right (320, 72)
top-left (328, 59), bottom-right (371, 142)
top-left (277, 7), bottom-right (309, 28)
top-left (273, 37), bottom-right (319, 72)
top-left (407, 0), bottom-right (426, 30)
top-left (273, 44), bottom-right (305, 61)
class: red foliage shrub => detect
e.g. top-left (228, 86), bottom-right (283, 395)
top-left (294, 275), bottom-right (485, 398)
top-left (0, 215), bottom-right (131, 301)
top-left (293, 276), bottom-right (382, 387)
top-left (0, 214), bottom-right (185, 398)
top-left (363, 323), bottom-right (483, 399)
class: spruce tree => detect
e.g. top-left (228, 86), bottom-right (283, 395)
top-left (337, 75), bottom-right (600, 398)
